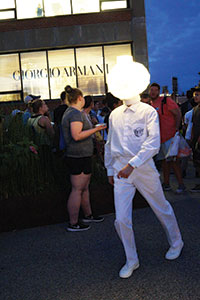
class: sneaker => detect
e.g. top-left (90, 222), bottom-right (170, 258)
top-left (165, 242), bottom-right (184, 260)
top-left (66, 222), bottom-right (91, 232)
top-left (81, 215), bottom-right (104, 223)
top-left (162, 183), bottom-right (172, 191)
top-left (119, 261), bottom-right (140, 279)
top-left (176, 184), bottom-right (186, 194)
top-left (190, 184), bottom-right (200, 193)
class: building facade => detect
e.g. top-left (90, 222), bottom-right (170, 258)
top-left (0, 0), bottom-right (148, 106)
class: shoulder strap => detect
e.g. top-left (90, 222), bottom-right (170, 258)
top-left (161, 96), bottom-right (167, 115)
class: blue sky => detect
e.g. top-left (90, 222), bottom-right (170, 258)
top-left (145, 0), bottom-right (200, 94)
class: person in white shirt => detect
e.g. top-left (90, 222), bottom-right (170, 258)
top-left (184, 108), bottom-right (193, 141)
top-left (104, 56), bottom-right (184, 279)
top-left (181, 108), bottom-right (193, 177)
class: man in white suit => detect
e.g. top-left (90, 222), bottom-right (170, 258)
top-left (104, 57), bottom-right (184, 279)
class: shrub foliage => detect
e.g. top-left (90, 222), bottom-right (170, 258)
top-left (0, 113), bottom-right (108, 199)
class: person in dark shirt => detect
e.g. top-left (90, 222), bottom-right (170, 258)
top-left (53, 91), bottom-right (68, 152)
top-left (104, 93), bottom-right (122, 133)
top-left (190, 88), bottom-right (200, 192)
top-left (53, 91), bottom-right (68, 125)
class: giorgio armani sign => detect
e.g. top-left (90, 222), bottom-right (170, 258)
top-left (13, 64), bottom-right (109, 81)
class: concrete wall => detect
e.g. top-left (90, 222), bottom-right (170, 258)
top-left (0, 11), bottom-right (132, 52)
top-left (131, 0), bottom-right (149, 67)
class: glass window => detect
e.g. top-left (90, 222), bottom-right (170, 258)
top-left (104, 44), bottom-right (132, 84)
top-left (0, 10), bottom-right (15, 20)
top-left (0, 54), bottom-right (21, 102)
top-left (16, 0), bottom-right (44, 19)
top-left (76, 47), bottom-right (104, 95)
top-left (0, 54), bottom-right (21, 92)
top-left (0, 93), bottom-right (21, 102)
top-left (72, 0), bottom-right (100, 14)
top-left (101, 1), bottom-right (127, 10)
top-left (44, 0), bottom-right (71, 17)
top-left (21, 52), bottom-right (49, 99)
top-left (48, 49), bottom-right (76, 99)
top-left (0, 0), bottom-right (15, 9)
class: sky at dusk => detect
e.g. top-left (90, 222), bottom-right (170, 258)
top-left (145, 0), bottom-right (200, 94)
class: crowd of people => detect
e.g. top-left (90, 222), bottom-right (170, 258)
top-left (10, 83), bottom-right (200, 208)
top-left (140, 85), bottom-right (200, 192)
top-left (8, 80), bottom-right (200, 278)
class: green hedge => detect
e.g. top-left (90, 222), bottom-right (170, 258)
top-left (0, 113), bottom-right (108, 199)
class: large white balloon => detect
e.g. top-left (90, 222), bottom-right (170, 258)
top-left (107, 55), bottom-right (150, 100)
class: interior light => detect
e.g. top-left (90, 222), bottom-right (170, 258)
top-left (107, 55), bottom-right (150, 100)
top-left (101, 1), bottom-right (127, 10)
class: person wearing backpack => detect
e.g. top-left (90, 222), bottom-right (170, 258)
top-left (27, 99), bottom-right (55, 179)
top-left (28, 99), bottom-right (54, 146)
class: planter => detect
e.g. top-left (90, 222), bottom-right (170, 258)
top-left (0, 182), bottom-right (147, 233)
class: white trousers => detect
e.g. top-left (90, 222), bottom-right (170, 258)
top-left (113, 158), bottom-right (183, 266)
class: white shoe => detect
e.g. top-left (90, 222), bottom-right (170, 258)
top-left (165, 242), bottom-right (184, 260)
top-left (119, 261), bottom-right (139, 278)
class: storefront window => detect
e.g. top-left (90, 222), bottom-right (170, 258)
top-left (16, 0), bottom-right (43, 19)
top-left (20, 52), bottom-right (49, 99)
top-left (76, 47), bottom-right (104, 95)
top-left (0, 54), bottom-right (21, 102)
top-left (104, 44), bottom-right (132, 85)
top-left (72, 0), bottom-right (100, 14)
top-left (101, 1), bottom-right (127, 10)
top-left (0, 43), bottom-right (132, 102)
top-left (44, 0), bottom-right (71, 17)
top-left (48, 49), bottom-right (76, 99)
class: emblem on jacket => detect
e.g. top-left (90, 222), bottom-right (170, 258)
top-left (134, 127), bottom-right (144, 137)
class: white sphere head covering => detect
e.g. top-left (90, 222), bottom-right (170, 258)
top-left (107, 55), bottom-right (150, 100)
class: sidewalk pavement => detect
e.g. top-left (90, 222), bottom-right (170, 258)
top-left (0, 164), bottom-right (200, 300)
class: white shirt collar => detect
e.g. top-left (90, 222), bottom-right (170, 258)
top-left (122, 102), bottom-right (142, 113)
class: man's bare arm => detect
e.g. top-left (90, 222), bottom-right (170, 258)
top-left (170, 108), bottom-right (182, 131)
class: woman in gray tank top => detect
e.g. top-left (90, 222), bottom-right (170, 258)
top-left (62, 86), bottom-right (106, 232)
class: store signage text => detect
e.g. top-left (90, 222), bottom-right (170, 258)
top-left (13, 64), bottom-right (109, 81)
